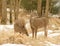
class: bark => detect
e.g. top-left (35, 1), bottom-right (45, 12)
top-left (45, 0), bottom-right (49, 17)
top-left (0, 0), bottom-right (2, 24)
top-left (10, 0), bottom-right (15, 24)
top-left (37, 0), bottom-right (42, 17)
top-left (14, 0), bottom-right (19, 20)
top-left (1, 0), bottom-right (7, 24)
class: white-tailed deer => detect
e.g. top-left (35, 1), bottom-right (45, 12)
top-left (30, 12), bottom-right (49, 38)
top-left (30, 17), bottom-right (48, 38)
top-left (14, 12), bottom-right (29, 36)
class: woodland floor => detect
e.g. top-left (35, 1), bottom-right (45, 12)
top-left (0, 17), bottom-right (60, 46)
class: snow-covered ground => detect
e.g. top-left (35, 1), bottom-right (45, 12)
top-left (44, 41), bottom-right (60, 46)
top-left (0, 25), bottom-right (60, 46)
top-left (1, 43), bottom-right (60, 46)
top-left (29, 30), bottom-right (60, 37)
top-left (0, 41), bottom-right (60, 46)
top-left (0, 25), bottom-right (14, 31)
top-left (1, 44), bottom-right (26, 46)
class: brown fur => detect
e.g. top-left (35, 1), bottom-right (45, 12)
top-left (14, 17), bottom-right (29, 36)
top-left (30, 17), bottom-right (48, 38)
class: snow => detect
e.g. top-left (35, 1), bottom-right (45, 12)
top-left (0, 41), bottom-right (60, 46)
top-left (52, 15), bottom-right (60, 17)
top-left (1, 44), bottom-right (26, 46)
top-left (0, 25), bottom-right (60, 37)
top-left (0, 25), bottom-right (14, 31)
top-left (29, 29), bottom-right (60, 37)
top-left (54, 2), bottom-right (60, 7)
top-left (0, 25), bottom-right (60, 46)
top-left (0, 40), bottom-right (60, 46)
top-left (52, 25), bottom-right (56, 28)
top-left (29, 31), bottom-right (44, 37)
top-left (45, 41), bottom-right (60, 46)
top-left (48, 33), bottom-right (60, 37)
top-left (7, 8), bottom-right (10, 11)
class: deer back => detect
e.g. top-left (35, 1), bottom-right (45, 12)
top-left (30, 16), bottom-right (49, 29)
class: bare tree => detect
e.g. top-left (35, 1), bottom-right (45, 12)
top-left (45, 0), bottom-right (49, 17)
top-left (14, 0), bottom-right (19, 20)
top-left (37, 0), bottom-right (42, 17)
top-left (0, 0), bottom-right (2, 24)
top-left (10, 0), bottom-right (15, 24)
top-left (1, 0), bottom-right (7, 24)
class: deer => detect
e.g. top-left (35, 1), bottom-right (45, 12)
top-left (30, 12), bottom-right (49, 38)
top-left (14, 12), bottom-right (29, 36)
top-left (14, 19), bottom-right (29, 36)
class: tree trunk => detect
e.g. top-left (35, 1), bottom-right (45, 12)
top-left (37, 0), bottom-right (42, 17)
top-left (10, 0), bottom-right (15, 24)
top-left (1, 0), bottom-right (7, 24)
top-left (0, 0), bottom-right (2, 24)
top-left (19, 0), bottom-right (21, 8)
top-left (14, 0), bottom-right (19, 20)
top-left (45, 0), bottom-right (49, 17)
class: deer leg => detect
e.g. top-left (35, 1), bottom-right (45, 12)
top-left (30, 25), bottom-right (35, 38)
top-left (35, 29), bottom-right (37, 39)
top-left (31, 26), bottom-right (35, 38)
top-left (32, 29), bottom-right (34, 38)
top-left (44, 25), bottom-right (47, 37)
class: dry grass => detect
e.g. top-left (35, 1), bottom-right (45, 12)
top-left (0, 30), bottom-right (14, 44)
top-left (0, 30), bottom-right (60, 46)
top-left (0, 18), bottom-right (60, 46)
top-left (0, 30), bottom-right (30, 44)
top-left (0, 30), bottom-right (47, 46)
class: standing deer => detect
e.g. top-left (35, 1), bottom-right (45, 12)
top-left (30, 12), bottom-right (49, 38)
top-left (30, 0), bottom-right (49, 38)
